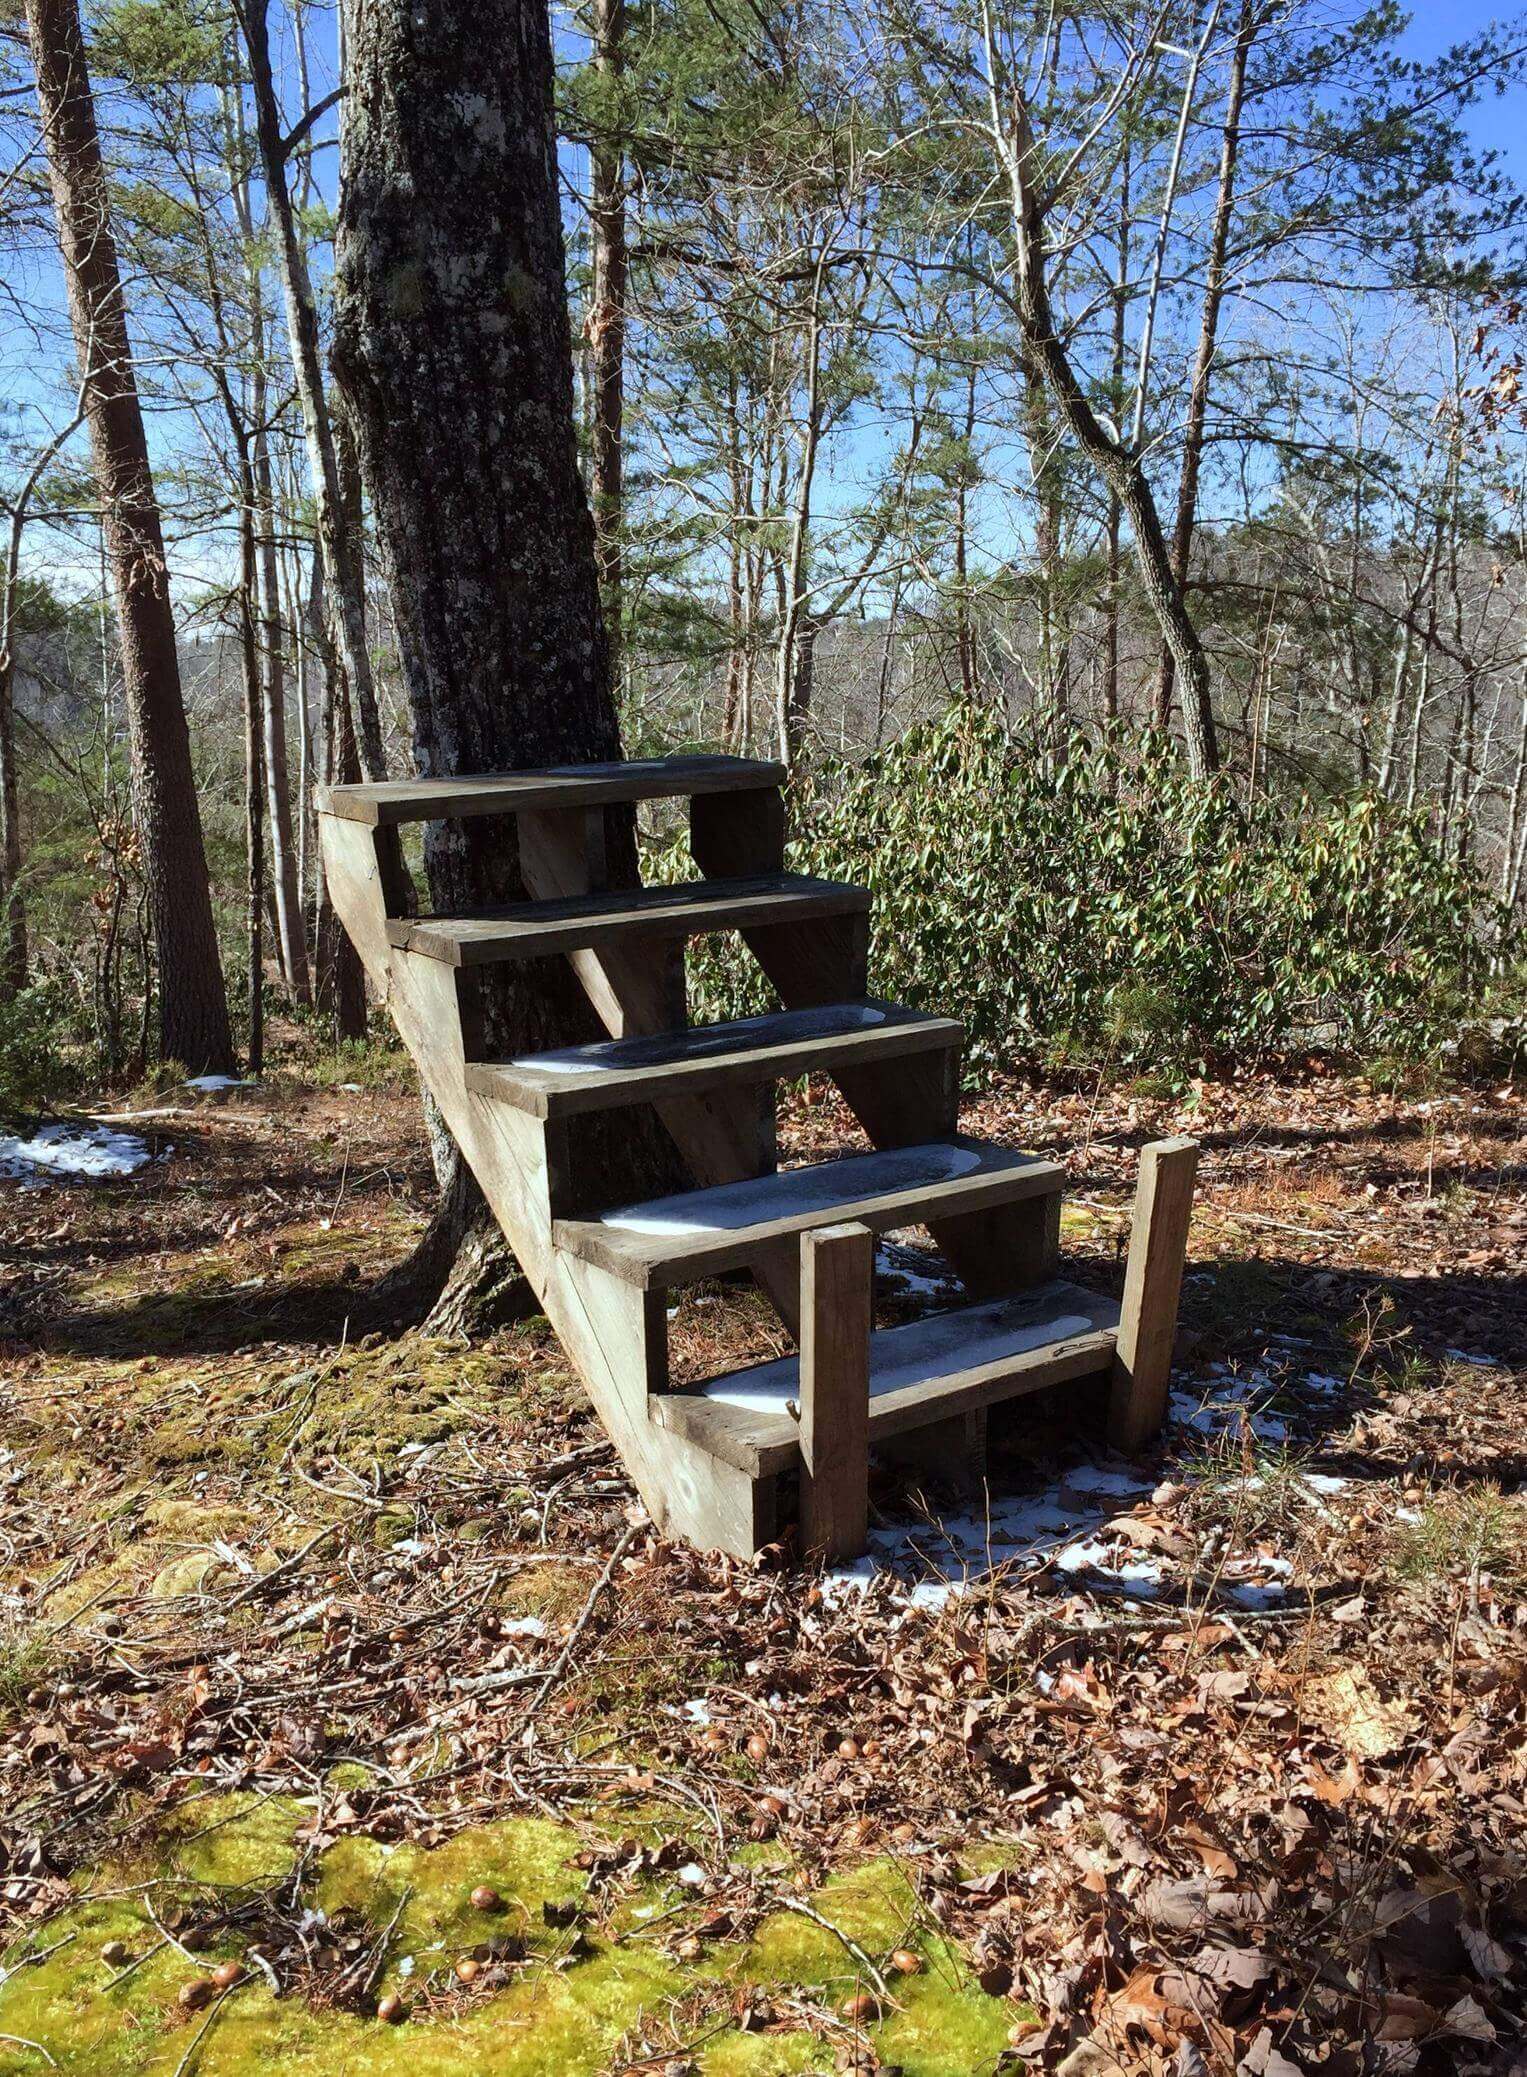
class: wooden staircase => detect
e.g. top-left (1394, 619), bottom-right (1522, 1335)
top-left (317, 755), bottom-right (1198, 1561)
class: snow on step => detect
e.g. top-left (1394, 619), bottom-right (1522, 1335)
top-left (467, 1000), bottom-right (961, 1117)
top-left (555, 1138), bottom-right (1064, 1285)
top-left (701, 1296), bottom-right (1099, 1414)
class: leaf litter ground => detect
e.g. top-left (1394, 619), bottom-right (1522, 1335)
top-left (0, 1056), bottom-right (1522, 2076)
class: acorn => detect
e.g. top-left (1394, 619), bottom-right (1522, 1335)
top-left (745, 1731), bottom-right (770, 1762)
top-left (674, 1933), bottom-right (704, 1962)
top-left (454, 1956), bottom-right (480, 1985)
top-left (838, 1990), bottom-right (881, 2022)
top-left (100, 1940), bottom-right (131, 1968)
top-left (889, 1948), bottom-right (923, 1976)
top-left (376, 1992), bottom-right (408, 2024)
top-left (836, 1737), bottom-right (860, 1761)
top-left (700, 1727), bottom-right (727, 1754)
top-left (211, 1960), bottom-right (244, 1989)
top-left (757, 1793), bottom-right (786, 1819)
top-left (178, 1977), bottom-right (217, 2011)
top-left (469, 1885), bottom-right (503, 1913)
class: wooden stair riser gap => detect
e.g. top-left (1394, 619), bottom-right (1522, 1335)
top-left (741, 909), bottom-right (871, 1010)
top-left (930, 1189), bottom-right (1062, 1302)
top-left (834, 1048), bottom-right (960, 1147)
top-left (319, 809), bottom-right (765, 1558)
top-left (879, 1407), bottom-right (987, 1500)
top-left (689, 785), bottom-right (787, 878)
top-left (517, 804), bottom-right (798, 1331)
top-left (541, 1088), bottom-right (779, 1227)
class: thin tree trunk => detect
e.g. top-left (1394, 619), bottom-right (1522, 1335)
top-left (25, 0), bottom-right (235, 1070)
top-left (254, 387), bottom-right (310, 1000)
top-left (238, 0), bottom-right (387, 794)
top-left (1155, 0), bottom-right (1252, 729)
top-left (238, 481), bottom-right (265, 1073)
top-left (954, 359), bottom-right (977, 702)
top-left (309, 542), bottom-right (368, 1040)
top-left (588, 0), bottom-right (626, 684)
top-left (991, 75), bottom-right (1219, 777)
top-left (1103, 135), bottom-right (1131, 726)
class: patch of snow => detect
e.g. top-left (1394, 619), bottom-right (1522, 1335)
top-left (185, 1074), bottom-right (253, 1091)
top-left (1303, 1472), bottom-right (1350, 1496)
top-left (1302, 1372), bottom-right (1347, 1397)
top-left (1445, 1349), bottom-right (1499, 1368)
top-left (876, 1241), bottom-right (957, 1300)
top-left (0, 1122), bottom-right (158, 1187)
top-left (500, 1615), bottom-right (546, 1640)
top-left (1053, 1536), bottom-right (1168, 1598)
top-left (680, 1697), bottom-right (711, 1725)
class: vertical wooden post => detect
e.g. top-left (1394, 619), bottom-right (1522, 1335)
top-left (1108, 1136), bottom-right (1199, 1453)
top-left (799, 1221), bottom-right (873, 1559)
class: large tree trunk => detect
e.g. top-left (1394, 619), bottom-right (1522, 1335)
top-left (332, 0), bottom-right (671, 1326)
top-left (26, 0), bottom-right (235, 1072)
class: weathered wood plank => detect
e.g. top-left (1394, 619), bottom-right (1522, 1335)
top-left (318, 755), bottom-right (785, 826)
top-left (799, 1223), bottom-right (873, 1559)
top-left (387, 873), bottom-right (870, 967)
top-left (465, 1000), bottom-right (963, 1118)
top-left (1108, 1136), bottom-right (1199, 1453)
top-left (554, 1139), bottom-right (1067, 1287)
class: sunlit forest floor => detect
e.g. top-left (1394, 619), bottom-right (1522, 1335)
top-left (0, 1043), bottom-right (1523, 2075)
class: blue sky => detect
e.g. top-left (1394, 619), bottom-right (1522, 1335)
top-left (8, 2), bottom-right (1527, 604)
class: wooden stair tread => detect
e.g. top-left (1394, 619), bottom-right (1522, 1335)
top-left (465, 1000), bottom-right (962, 1116)
top-left (553, 1137), bottom-right (1064, 1287)
top-left (388, 873), bottom-right (869, 966)
top-left (318, 755), bottom-right (783, 827)
top-left (652, 1282), bottom-right (1121, 1475)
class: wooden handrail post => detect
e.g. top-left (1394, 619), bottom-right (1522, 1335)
top-left (799, 1221), bottom-right (873, 1559)
top-left (1108, 1136), bottom-right (1199, 1454)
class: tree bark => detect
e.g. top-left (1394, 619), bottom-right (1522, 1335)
top-left (238, 0), bottom-right (388, 792)
top-left (238, 476), bottom-right (266, 1074)
top-left (993, 81), bottom-right (1219, 778)
top-left (254, 378), bottom-right (310, 1003)
top-left (332, 0), bottom-right (671, 1324)
top-left (25, 0), bottom-right (235, 1071)
top-left (1155, 0), bottom-right (1252, 735)
top-left (309, 544), bottom-right (368, 1040)
top-left (587, 0), bottom-right (627, 684)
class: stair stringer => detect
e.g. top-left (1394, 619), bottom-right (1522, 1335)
top-left (319, 810), bottom-right (782, 1556)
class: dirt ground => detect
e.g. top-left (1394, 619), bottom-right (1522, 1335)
top-left (0, 1047), bottom-right (1523, 2076)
